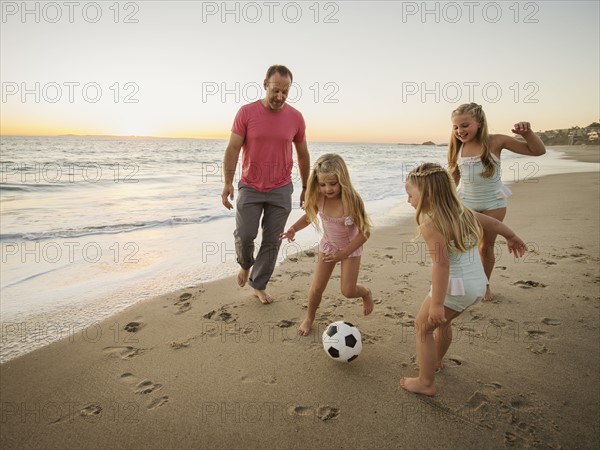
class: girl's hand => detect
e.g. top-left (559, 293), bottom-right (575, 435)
top-left (428, 304), bottom-right (447, 327)
top-left (506, 235), bottom-right (527, 258)
top-left (323, 249), bottom-right (347, 263)
top-left (511, 122), bottom-right (532, 135)
top-left (279, 228), bottom-right (296, 242)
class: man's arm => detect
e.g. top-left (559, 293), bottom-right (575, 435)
top-left (222, 132), bottom-right (244, 210)
top-left (294, 140), bottom-right (310, 208)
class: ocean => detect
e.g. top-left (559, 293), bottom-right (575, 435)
top-left (0, 135), bottom-right (595, 362)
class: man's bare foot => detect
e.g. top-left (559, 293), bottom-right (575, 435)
top-left (482, 284), bottom-right (494, 302)
top-left (400, 377), bottom-right (436, 397)
top-left (298, 318), bottom-right (314, 336)
top-left (253, 289), bottom-right (274, 305)
top-left (362, 288), bottom-right (374, 315)
top-left (237, 269), bottom-right (249, 287)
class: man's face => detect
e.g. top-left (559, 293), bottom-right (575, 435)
top-left (263, 72), bottom-right (292, 112)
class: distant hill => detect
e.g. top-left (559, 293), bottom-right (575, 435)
top-left (536, 122), bottom-right (600, 145)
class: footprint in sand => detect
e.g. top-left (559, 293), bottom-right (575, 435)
top-left (541, 318), bottom-right (561, 326)
top-left (286, 405), bottom-right (339, 421)
top-left (465, 391), bottom-right (490, 408)
top-left (103, 346), bottom-right (145, 359)
top-left (124, 321), bottom-right (143, 332)
top-left (135, 379), bottom-right (163, 395)
top-left (241, 374), bottom-right (278, 385)
top-left (288, 405), bottom-right (313, 417)
top-left (203, 306), bottom-right (237, 323)
top-left (489, 318), bottom-right (507, 327)
top-left (173, 293), bottom-right (193, 314)
top-left (50, 403), bottom-right (104, 424)
top-left (457, 324), bottom-right (480, 337)
top-left (360, 331), bottom-right (381, 345)
top-left (513, 280), bottom-right (546, 289)
top-left (469, 311), bottom-right (485, 321)
top-left (289, 270), bottom-right (311, 279)
top-left (383, 307), bottom-right (412, 323)
top-left (542, 259), bottom-right (558, 265)
top-left (444, 357), bottom-right (463, 367)
top-left (121, 373), bottom-right (163, 394)
top-left (170, 340), bottom-right (191, 350)
top-left (80, 404), bottom-right (103, 417)
top-left (120, 373), bottom-right (168, 411)
top-left (317, 405), bottom-right (340, 421)
top-left (504, 431), bottom-right (528, 447)
top-left (147, 396), bottom-right (169, 410)
top-left (525, 329), bottom-right (547, 339)
top-left (527, 342), bottom-right (549, 354)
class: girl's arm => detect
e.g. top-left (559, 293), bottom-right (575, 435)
top-left (475, 213), bottom-right (528, 257)
top-left (421, 222), bottom-right (449, 326)
top-left (279, 214), bottom-right (310, 242)
top-left (491, 122), bottom-right (546, 157)
top-left (322, 231), bottom-right (370, 263)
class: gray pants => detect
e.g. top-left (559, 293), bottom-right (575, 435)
top-left (234, 182), bottom-right (293, 290)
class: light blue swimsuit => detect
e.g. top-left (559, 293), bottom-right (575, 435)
top-left (429, 245), bottom-right (487, 312)
top-left (457, 146), bottom-right (512, 212)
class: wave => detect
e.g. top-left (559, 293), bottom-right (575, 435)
top-left (0, 214), bottom-right (233, 241)
top-left (0, 184), bottom-right (30, 192)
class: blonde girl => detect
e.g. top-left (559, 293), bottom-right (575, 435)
top-left (400, 163), bottom-right (527, 396)
top-left (280, 153), bottom-right (374, 336)
top-left (448, 103), bottom-right (545, 301)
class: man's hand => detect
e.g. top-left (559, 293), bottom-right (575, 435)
top-left (222, 184), bottom-right (234, 210)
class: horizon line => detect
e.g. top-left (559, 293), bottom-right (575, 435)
top-left (0, 133), bottom-right (446, 146)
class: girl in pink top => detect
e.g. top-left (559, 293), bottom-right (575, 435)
top-left (280, 154), bottom-right (374, 336)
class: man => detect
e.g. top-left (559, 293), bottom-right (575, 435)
top-left (221, 65), bottom-right (310, 304)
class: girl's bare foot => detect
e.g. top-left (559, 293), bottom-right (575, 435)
top-left (482, 284), bottom-right (494, 302)
top-left (253, 289), bottom-right (274, 304)
top-left (400, 377), bottom-right (436, 397)
top-left (298, 318), bottom-right (313, 336)
top-left (363, 288), bottom-right (374, 315)
top-left (237, 268), bottom-right (249, 287)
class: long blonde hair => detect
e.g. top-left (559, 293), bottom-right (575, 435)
top-left (304, 153), bottom-right (372, 237)
top-left (448, 103), bottom-right (496, 180)
top-left (407, 163), bottom-right (481, 252)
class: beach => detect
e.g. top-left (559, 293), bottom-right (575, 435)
top-left (1, 145), bottom-right (598, 449)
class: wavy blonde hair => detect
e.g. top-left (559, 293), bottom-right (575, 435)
top-left (448, 103), bottom-right (496, 180)
top-left (408, 163), bottom-right (481, 252)
top-left (304, 153), bottom-right (372, 237)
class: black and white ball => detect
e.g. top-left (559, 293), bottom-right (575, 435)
top-left (322, 321), bottom-right (362, 362)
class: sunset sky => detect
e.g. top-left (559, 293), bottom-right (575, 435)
top-left (1, 1), bottom-right (598, 143)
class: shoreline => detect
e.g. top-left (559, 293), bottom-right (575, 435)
top-left (550, 143), bottom-right (600, 163)
top-left (1, 145), bottom-right (599, 448)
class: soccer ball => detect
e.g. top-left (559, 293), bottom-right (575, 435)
top-left (322, 321), bottom-right (362, 362)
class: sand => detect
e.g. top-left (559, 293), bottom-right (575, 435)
top-left (1, 145), bottom-right (599, 449)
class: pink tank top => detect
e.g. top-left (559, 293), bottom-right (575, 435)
top-left (318, 197), bottom-right (363, 258)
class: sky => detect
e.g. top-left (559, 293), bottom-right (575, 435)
top-left (1, 0), bottom-right (598, 144)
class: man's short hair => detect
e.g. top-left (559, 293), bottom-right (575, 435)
top-left (265, 65), bottom-right (293, 83)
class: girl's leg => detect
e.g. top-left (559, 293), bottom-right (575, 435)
top-left (298, 253), bottom-right (336, 336)
top-left (400, 298), bottom-right (462, 396)
top-left (434, 308), bottom-right (462, 370)
top-left (339, 256), bottom-right (374, 315)
top-left (479, 207), bottom-right (507, 301)
top-left (400, 296), bottom-right (437, 396)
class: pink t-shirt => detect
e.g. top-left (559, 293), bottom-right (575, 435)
top-left (232, 100), bottom-right (306, 192)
